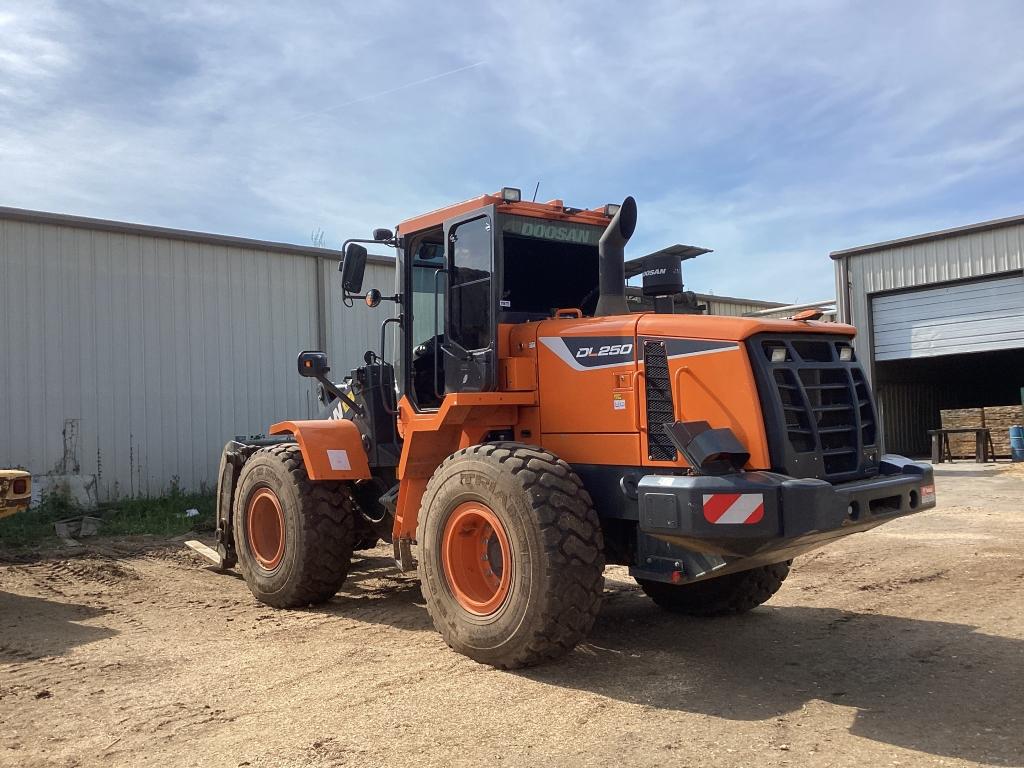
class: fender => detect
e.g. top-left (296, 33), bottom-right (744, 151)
top-left (269, 419), bottom-right (372, 481)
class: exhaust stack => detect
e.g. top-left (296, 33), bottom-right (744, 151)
top-left (595, 196), bottom-right (638, 317)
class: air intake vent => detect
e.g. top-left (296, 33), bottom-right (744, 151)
top-left (644, 341), bottom-right (677, 461)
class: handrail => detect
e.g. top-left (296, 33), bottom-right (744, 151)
top-left (433, 268), bottom-right (448, 402)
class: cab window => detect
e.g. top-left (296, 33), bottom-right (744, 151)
top-left (448, 216), bottom-right (492, 351)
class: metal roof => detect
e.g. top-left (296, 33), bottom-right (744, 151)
top-left (829, 212), bottom-right (1024, 260)
top-left (624, 244), bottom-right (713, 279)
top-left (0, 205), bottom-right (395, 265)
top-left (694, 292), bottom-right (784, 307)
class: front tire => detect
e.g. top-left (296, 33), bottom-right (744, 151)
top-left (233, 444), bottom-right (355, 608)
top-left (637, 562), bottom-right (790, 616)
top-left (418, 443), bottom-right (605, 668)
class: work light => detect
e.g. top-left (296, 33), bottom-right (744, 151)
top-left (770, 346), bottom-right (788, 363)
top-left (839, 346), bottom-right (854, 361)
top-left (604, 203), bottom-right (621, 217)
top-left (501, 187), bottom-right (522, 203)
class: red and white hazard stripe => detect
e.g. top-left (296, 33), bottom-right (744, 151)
top-left (702, 493), bottom-right (765, 525)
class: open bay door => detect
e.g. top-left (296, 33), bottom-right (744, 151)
top-left (871, 273), bottom-right (1024, 361)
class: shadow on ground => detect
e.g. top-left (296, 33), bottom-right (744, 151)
top-left (0, 592), bottom-right (116, 660)
top-left (313, 556), bottom-right (1024, 763)
top-left (525, 587), bottom-right (1024, 765)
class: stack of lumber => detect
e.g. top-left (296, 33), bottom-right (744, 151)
top-left (985, 405), bottom-right (1024, 456)
top-left (939, 408), bottom-right (983, 457)
top-left (940, 405), bottom-right (1024, 457)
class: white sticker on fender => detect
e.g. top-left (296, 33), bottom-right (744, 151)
top-left (327, 449), bottom-right (351, 471)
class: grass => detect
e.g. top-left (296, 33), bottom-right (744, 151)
top-left (0, 489), bottom-right (216, 549)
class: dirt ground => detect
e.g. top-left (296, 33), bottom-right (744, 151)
top-left (1, 463), bottom-right (1022, 768)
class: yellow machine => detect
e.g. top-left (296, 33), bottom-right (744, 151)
top-left (0, 470), bottom-right (32, 519)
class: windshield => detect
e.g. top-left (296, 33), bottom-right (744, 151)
top-left (499, 215), bottom-right (604, 318)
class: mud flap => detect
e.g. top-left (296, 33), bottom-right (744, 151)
top-left (215, 436), bottom-right (294, 569)
top-left (214, 443), bottom-right (246, 569)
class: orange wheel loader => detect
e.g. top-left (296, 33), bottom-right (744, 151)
top-left (213, 189), bottom-right (936, 668)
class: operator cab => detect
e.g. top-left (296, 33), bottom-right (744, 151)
top-left (394, 192), bottom-right (611, 411)
top-left (341, 188), bottom-right (700, 413)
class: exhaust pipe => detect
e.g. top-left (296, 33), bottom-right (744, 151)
top-left (594, 196), bottom-right (637, 317)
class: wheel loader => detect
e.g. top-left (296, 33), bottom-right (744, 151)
top-left (214, 189), bottom-right (936, 668)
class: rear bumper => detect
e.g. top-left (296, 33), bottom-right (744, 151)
top-left (632, 455), bottom-right (935, 582)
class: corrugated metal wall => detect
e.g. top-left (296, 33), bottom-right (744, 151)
top-left (0, 213), bottom-right (391, 500)
top-left (876, 382), bottom-right (943, 456)
top-left (323, 259), bottom-right (397, 375)
top-left (1, 208), bottom-right (784, 500)
top-left (837, 221), bottom-right (1024, 370)
top-left (835, 217), bottom-right (1024, 453)
top-left (702, 296), bottom-right (780, 316)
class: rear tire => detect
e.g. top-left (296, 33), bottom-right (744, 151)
top-left (233, 444), bottom-right (355, 608)
top-left (418, 443), bottom-right (605, 669)
top-left (353, 533), bottom-right (381, 552)
top-left (637, 562), bottom-right (790, 616)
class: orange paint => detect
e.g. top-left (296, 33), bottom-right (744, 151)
top-left (269, 419), bottom-right (371, 481)
top-left (441, 501), bottom-right (512, 615)
top-left (541, 433), bottom-right (642, 466)
top-left (393, 392), bottom-right (537, 541)
top-left (397, 193), bottom-right (612, 237)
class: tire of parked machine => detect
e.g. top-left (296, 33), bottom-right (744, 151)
top-left (636, 561), bottom-right (790, 617)
top-left (233, 443), bottom-right (355, 608)
top-left (418, 442), bottom-right (605, 669)
top-left (353, 533), bottom-right (381, 552)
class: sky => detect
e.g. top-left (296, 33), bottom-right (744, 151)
top-left (2, 1), bottom-right (1023, 302)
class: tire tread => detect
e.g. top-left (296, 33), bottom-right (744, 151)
top-left (420, 442), bottom-right (605, 668)
top-left (637, 562), bottom-right (790, 616)
top-left (235, 444), bottom-right (355, 608)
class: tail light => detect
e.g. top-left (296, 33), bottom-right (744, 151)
top-left (12, 478), bottom-right (27, 494)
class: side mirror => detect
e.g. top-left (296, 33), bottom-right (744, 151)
top-left (364, 288), bottom-right (382, 308)
top-left (297, 350), bottom-right (330, 378)
top-left (340, 243), bottom-right (368, 294)
top-left (373, 228), bottom-right (394, 242)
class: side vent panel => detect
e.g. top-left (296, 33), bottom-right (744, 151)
top-left (644, 341), bottom-right (677, 461)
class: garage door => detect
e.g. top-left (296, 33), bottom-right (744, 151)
top-left (872, 273), bottom-right (1024, 360)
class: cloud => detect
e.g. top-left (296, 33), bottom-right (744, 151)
top-left (1, 1), bottom-right (1022, 301)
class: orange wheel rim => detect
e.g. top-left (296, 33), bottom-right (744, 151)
top-left (246, 488), bottom-right (285, 570)
top-left (441, 502), bottom-right (512, 616)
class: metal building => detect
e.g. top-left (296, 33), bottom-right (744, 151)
top-left (1, 205), bottom-right (785, 502)
top-left (700, 293), bottom-right (785, 317)
top-left (832, 214), bottom-right (1024, 455)
top-left (0, 207), bottom-right (392, 502)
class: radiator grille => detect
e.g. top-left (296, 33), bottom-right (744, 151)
top-left (750, 335), bottom-right (879, 482)
top-left (644, 341), bottom-right (677, 461)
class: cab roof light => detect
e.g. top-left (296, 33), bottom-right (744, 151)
top-left (501, 187), bottom-right (522, 203)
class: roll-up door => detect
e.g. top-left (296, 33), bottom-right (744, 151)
top-left (872, 274), bottom-right (1024, 361)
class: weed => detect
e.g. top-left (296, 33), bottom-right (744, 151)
top-left (0, 490), bottom-right (215, 549)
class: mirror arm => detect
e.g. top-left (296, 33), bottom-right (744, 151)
top-left (366, 290), bottom-right (401, 307)
top-left (318, 375), bottom-right (364, 416)
top-left (339, 236), bottom-right (396, 252)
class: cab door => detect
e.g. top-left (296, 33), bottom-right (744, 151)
top-left (442, 209), bottom-right (497, 393)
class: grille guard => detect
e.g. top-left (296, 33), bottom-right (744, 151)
top-left (747, 333), bottom-right (880, 484)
